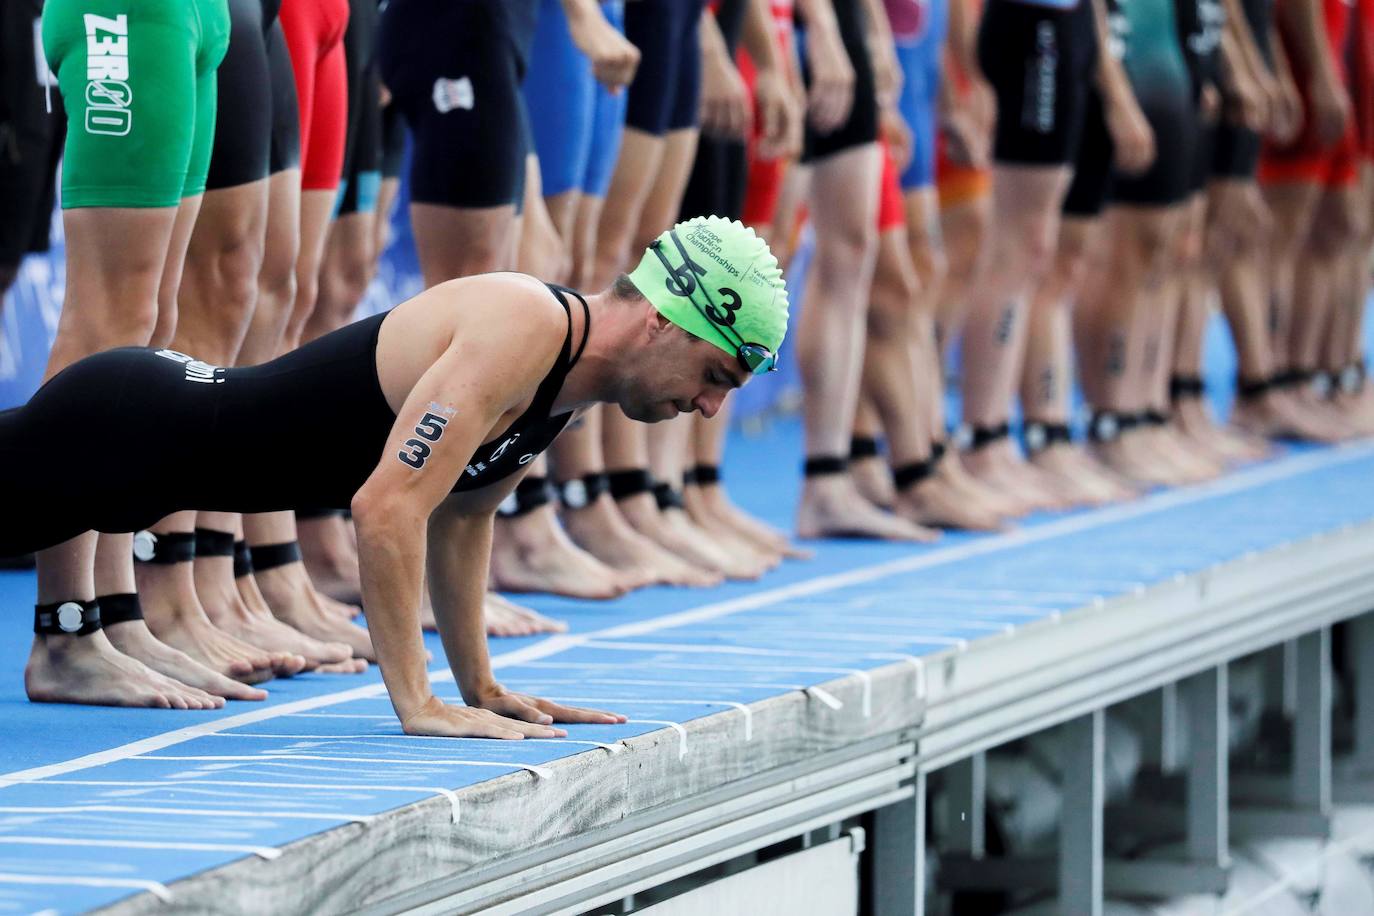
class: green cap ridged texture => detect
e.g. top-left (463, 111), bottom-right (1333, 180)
top-left (627, 216), bottom-right (789, 357)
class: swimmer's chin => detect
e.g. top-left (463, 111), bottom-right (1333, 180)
top-left (620, 402), bottom-right (683, 423)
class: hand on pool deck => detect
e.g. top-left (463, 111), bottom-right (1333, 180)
top-left (399, 695), bottom-right (569, 740)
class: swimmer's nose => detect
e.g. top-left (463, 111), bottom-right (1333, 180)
top-left (693, 391), bottom-right (724, 419)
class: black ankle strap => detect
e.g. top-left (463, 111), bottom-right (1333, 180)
top-left (1272, 368), bottom-right (1313, 389)
top-left (194, 528), bottom-right (236, 558)
top-left (34, 598), bottom-right (101, 636)
top-left (653, 482), bottom-right (685, 510)
top-left (967, 422), bottom-right (1011, 451)
top-left (1236, 376), bottom-right (1272, 400)
top-left (1140, 408), bottom-right (1170, 427)
top-left (497, 476), bottom-right (552, 518)
top-left (556, 472), bottom-right (609, 510)
top-left (233, 540), bottom-right (254, 578)
top-left (132, 531), bottom-right (195, 564)
top-left (1169, 375), bottom-right (1205, 400)
top-left (1089, 410), bottom-right (1140, 443)
top-left (97, 592), bottom-right (144, 626)
top-left (607, 468), bottom-right (654, 500)
top-left (849, 436), bottom-right (881, 460)
top-left (683, 464), bottom-right (721, 486)
top-left (249, 541), bottom-right (302, 572)
top-left (893, 437), bottom-right (950, 491)
top-left (803, 455), bottom-right (848, 477)
top-left (1023, 420), bottom-right (1072, 454)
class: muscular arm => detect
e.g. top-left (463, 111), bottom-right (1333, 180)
top-left (351, 290), bottom-right (565, 736)
top-left (561, 0), bottom-right (640, 90)
top-left (795, 0), bottom-right (856, 132)
top-left (742, 0), bottom-right (803, 158)
top-left (1275, 0), bottom-right (1350, 143)
top-left (1090, 0), bottom-right (1155, 173)
top-left (857, 0), bottom-right (902, 107)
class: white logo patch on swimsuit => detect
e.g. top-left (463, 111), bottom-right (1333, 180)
top-left (432, 76), bottom-right (474, 113)
top-left (154, 348), bottom-right (227, 384)
top-left (82, 14), bottom-right (133, 136)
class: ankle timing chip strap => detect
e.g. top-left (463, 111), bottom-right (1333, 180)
top-left (892, 443), bottom-right (948, 491)
top-left (1340, 361), bottom-right (1366, 394)
top-left (34, 598), bottom-right (101, 636)
top-left (1140, 408), bottom-right (1170, 427)
top-left (556, 473), bottom-right (609, 510)
top-left (132, 531), bottom-right (195, 564)
top-left (1022, 421), bottom-right (1072, 454)
top-left (1236, 376), bottom-right (1272, 399)
top-left (194, 528), bottom-right (236, 557)
top-left (607, 469), bottom-right (654, 500)
top-left (1089, 410), bottom-right (1140, 443)
top-left (849, 436), bottom-right (881, 460)
top-left (249, 541), bottom-right (302, 572)
top-left (1169, 375), bottom-right (1205, 400)
top-left (97, 592), bottom-right (144, 626)
top-left (233, 540), bottom-right (254, 578)
top-left (653, 482), bottom-right (685, 511)
top-left (497, 476), bottom-right (553, 518)
top-left (683, 464), bottom-right (721, 486)
top-left (966, 422), bottom-right (1011, 451)
top-left (803, 456), bottom-right (848, 477)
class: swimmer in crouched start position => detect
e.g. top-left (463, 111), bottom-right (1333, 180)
top-left (2, 217), bottom-right (789, 738)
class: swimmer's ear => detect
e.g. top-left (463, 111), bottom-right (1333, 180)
top-left (645, 307), bottom-right (676, 338)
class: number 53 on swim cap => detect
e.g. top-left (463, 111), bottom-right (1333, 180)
top-left (629, 215), bottom-right (790, 363)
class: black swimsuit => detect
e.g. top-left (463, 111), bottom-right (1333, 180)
top-left (0, 284), bottom-right (590, 556)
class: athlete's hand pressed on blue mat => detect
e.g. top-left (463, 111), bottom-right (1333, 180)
top-left (400, 695), bottom-right (568, 740)
top-left (472, 685), bottom-right (628, 728)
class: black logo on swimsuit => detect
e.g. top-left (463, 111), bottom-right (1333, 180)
top-left (398, 412), bottom-right (448, 469)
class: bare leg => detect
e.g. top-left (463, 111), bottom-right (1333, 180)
top-left (862, 228), bottom-right (991, 531)
top-left (29, 200), bottom-right (232, 709)
top-left (958, 164), bottom-right (1072, 510)
top-left (1021, 217), bottom-right (1136, 504)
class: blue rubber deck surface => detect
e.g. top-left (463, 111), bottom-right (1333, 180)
top-left (2, 418), bottom-right (1374, 913)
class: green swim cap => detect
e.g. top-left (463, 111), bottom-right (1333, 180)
top-left (627, 216), bottom-right (789, 364)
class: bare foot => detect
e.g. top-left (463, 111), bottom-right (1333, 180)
top-left (850, 455), bottom-right (895, 509)
top-left (661, 505), bottom-right (775, 579)
top-left (191, 554), bottom-right (354, 672)
top-left (796, 476), bottom-right (940, 541)
top-left (1173, 399), bottom-right (1270, 463)
top-left (26, 632), bottom-right (224, 709)
top-left (254, 562), bottom-right (377, 662)
top-left (1233, 391), bottom-right (1348, 443)
top-left (895, 474), bottom-right (1004, 530)
top-left (491, 507), bottom-right (634, 598)
top-left (563, 497), bottom-right (720, 587)
top-left (1090, 432), bottom-right (1180, 487)
top-left (618, 493), bottom-right (744, 580)
top-left (485, 593), bottom-right (569, 637)
top-left (937, 451), bottom-right (1024, 521)
top-left (1148, 424), bottom-right (1224, 482)
top-left (104, 620), bottom-right (267, 701)
top-left (297, 514), bottom-right (363, 605)
top-left (136, 562), bottom-right (282, 684)
top-left (684, 481), bottom-right (812, 559)
top-left (961, 444), bottom-right (1059, 514)
top-left (1028, 444), bottom-right (1125, 507)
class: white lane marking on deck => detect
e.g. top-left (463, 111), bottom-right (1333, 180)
top-left (131, 755), bottom-right (553, 779)
top-left (0, 805), bottom-right (373, 824)
top-left (7, 778), bottom-right (464, 823)
top-left (210, 733), bottom-right (626, 754)
top-left (0, 836), bottom-right (282, 860)
top-left (0, 874), bottom-right (173, 903)
top-left (2, 442), bottom-right (1371, 786)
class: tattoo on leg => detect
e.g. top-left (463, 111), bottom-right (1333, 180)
top-left (1037, 367), bottom-right (1056, 405)
top-left (994, 305), bottom-right (1015, 345)
top-left (1143, 337), bottom-right (1159, 373)
top-left (1107, 333), bottom-right (1126, 377)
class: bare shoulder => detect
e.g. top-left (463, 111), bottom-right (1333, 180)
top-left (436, 273), bottom-right (567, 343)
